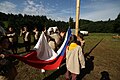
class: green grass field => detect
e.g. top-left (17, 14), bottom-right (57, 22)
top-left (14, 33), bottom-right (120, 80)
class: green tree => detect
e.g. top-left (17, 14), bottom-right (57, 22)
top-left (69, 17), bottom-right (74, 29)
top-left (114, 13), bottom-right (120, 34)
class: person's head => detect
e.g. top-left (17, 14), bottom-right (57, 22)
top-left (49, 28), bottom-right (54, 35)
top-left (0, 36), bottom-right (9, 49)
top-left (78, 33), bottom-right (84, 40)
top-left (23, 26), bottom-right (28, 31)
top-left (34, 27), bottom-right (38, 31)
top-left (8, 26), bottom-right (14, 32)
top-left (60, 31), bottom-right (66, 38)
top-left (69, 35), bottom-right (78, 44)
top-left (55, 28), bottom-right (60, 34)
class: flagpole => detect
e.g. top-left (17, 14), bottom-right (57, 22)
top-left (75, 0), bottom-right (80, 36)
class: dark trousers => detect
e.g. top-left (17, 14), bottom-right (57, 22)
top-left (34, 39), bottom-right (38, 45)
top-left (9, 42), bottom-right (18, 54)
top-left (24, 41), bottom-right (30, 52)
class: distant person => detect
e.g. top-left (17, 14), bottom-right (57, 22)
top-left (6, 26), bottom-right (18, 54)
top-left (33, 27), bottom-right (40, 45)
top-left (20, 26), bottom-right (31, 52)
top-left (65, 35), bottom-right (85, 80)
top-left (46, 27), bottom-right (62, 51)
top-left (60, 30), bottom-right (66, 44)
top-left (77, 33), bottom-right (85, 54)
top-left (54, 28), bottom-right (60, 34)
top-left (49, 28), bottom-right (54, 35)
top-left (60, 31), bottom-right (66, 39)
top-left (0, 35), bottom-right (10, 58)
top-left (0, 22), bottom-right (6, 35)
top-left (48, 36), bottom-right (57, 51)
top-left (0, 26), bottom-right (17, 80)
top-left (49, 28), bottom-right (62, 49)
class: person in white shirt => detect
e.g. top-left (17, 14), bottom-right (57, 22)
top-left (20, 26), bottom-right (31, 52)
top-left (6, 26), bottom-right (18, 54)
top-left (65, 35), bottom-right (85, 80)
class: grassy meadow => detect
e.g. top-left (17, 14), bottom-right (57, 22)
top-left (14, 33), bottom-right (120, 80)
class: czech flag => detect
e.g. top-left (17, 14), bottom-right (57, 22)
top-left (9, 28), bottom-right (71, 70)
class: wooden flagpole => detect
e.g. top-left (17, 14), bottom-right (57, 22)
top-left (75, 0), bottom-right (80, 36)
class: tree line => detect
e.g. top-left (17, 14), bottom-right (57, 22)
top-left (69, 13), bottom-right (120, 34)
top-left (0, 12), bottom-right (120, 34)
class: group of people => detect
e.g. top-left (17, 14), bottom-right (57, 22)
top-left (0, 25), bottom-right (41, 79)
top-left (0, 23), bottom-right (86, 80)
top-left (2, 25), bottom-right (65, 55)
top-left (42, 27), bottom-right (86, 80)
top-left (47, 27), bottom-right (64, 51)
top-left (6, 26), bottom-right (40, 53)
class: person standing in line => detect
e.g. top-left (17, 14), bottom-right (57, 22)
top-left (20, 26), bottom-right (31, 52)
top-left (49, 28), bottom-right (62, 50)
top-left (65, 35), bottom-right (85, 80)
top-left (0, 26), bottom-right (17, 80)
top-left (33, 27), bottom-right (40, 45)
top-left (6, 26), bottom-right (18, 54)
top-left (77, 33), bottom-right (85, 54)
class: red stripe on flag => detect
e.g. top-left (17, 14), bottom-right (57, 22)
top-left (9, 51), bottom-right (65, 70)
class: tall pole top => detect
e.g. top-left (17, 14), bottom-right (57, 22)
top-left (75, 0), bottom-right (80, 36)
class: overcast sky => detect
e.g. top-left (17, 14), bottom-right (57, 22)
top-left (0, 0), bottom-right (120, 22)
